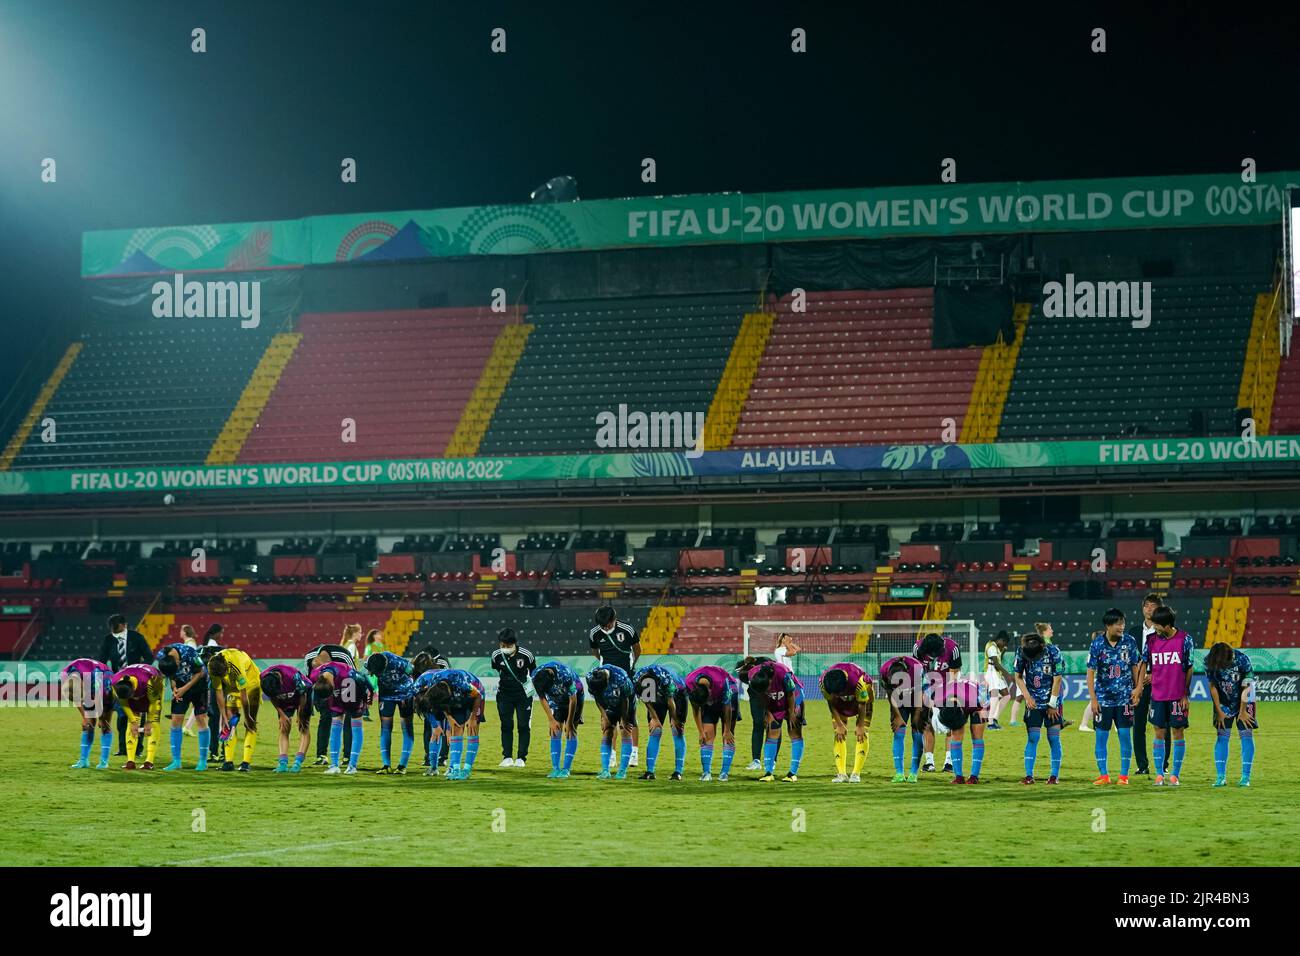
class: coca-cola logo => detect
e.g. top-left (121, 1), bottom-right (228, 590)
top-left (1253, 673), bottom-right (1300, 701)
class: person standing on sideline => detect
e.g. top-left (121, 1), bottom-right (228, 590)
top-left (1076, 629), bottom-right (1104, 733)
top-left (983, 631), bottom-right (1012, 729)
top-left (773, 633), bottom-right (801, 673)
top-left (99, 614), bottom-right (152, 756)
top-left (490, 628), bottom-right (536, 767)
top-left (589, 606), bottom-right (641, 766)
top-left (1131, 592), bottom-right (1165, 775)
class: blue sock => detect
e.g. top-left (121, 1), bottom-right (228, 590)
top-left (1214, 730), bottom-right (1230, 778)
top-left (618, 738), bottom-right (632, 773)
top-left (789, 738), bottom-right (804, 775)
top-left (276, 754), bottom-right (288, 771)
top-left (701, 744), bottom-right (715, 774)
top-left (563, 734), bottom-right (578, 771)
top-left (1118, 726), bottom-right (1132, 775)
top-left (761, 739), bottom-right (777, 773)
top-left (429, 734), bottom-right (443, 769)
top-left (600, 740), bottom-right (612, 772)
top-left (399, 722), bottom-right (414, 768)
top-left (170, 726), bottom-right (182, 762)
top-left (672, 729), bottom-right (685, 774)
top-left (329, 719), bottom-right (343, 767)
top-left (1048, 728), bottom-right (1062, 776)
top-left (1171, 738), bottom-right (1186, 777)
top-left (448, 734), bottom-right (463, 771)
top-left (970, 739), bottom-right (985, 777)
top-left (549, 734), bottom-right (562, 770)
top-left (646, 727), bottom-right (663, 773)
top-left (892, 727), bottom-right (905, 773)
top-left (196, 729), bottom-right (210, 762)
top-left (1095, 728), bottom-right (1110, 776)
top-left (380, 722), bottom-right (393, 766)
top-left (1240, 729), bottom-right (1255, 781)
top-left (465, 735), bottom-right (480, 770)
top-left (951, 741), bottom-right (964, 777)
top-left (349, 720), bottom-right (364, 768)
top-left (100, 730), bottom-right (113, 763)
top-left (79, 728), bottom-right (93, 762)
top-left (910, 732), bottom-right (924, 774)
top-left (1025, 728), bottom-right (1041, 776)
top-left (292, 751), bottom-right (304, 769)
top-left (721, 744), bottom-right (735, 775)
top-left (1153, 737), bottom-right (1167, 775)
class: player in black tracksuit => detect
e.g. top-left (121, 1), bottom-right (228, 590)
top-left (490, 629), bottom-right (536, 766)
top-left (589, 606), bottom-right (642, 766)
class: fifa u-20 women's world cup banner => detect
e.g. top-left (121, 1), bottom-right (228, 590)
top-left (1, 436), bottom-right (1298, 497)
top-left (81, 171), bottom-right (1300, 275)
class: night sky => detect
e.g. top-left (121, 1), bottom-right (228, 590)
top-left (2, 0), bottom-right (1298, 379)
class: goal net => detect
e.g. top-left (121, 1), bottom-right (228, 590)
top-left (742, 619), bottom-right (980, 701)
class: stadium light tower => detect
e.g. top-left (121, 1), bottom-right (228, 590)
top-left (530, 175), bottom-right (579, 203)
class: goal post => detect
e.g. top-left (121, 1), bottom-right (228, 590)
top-left (742, 619), bottom-right (980, 701)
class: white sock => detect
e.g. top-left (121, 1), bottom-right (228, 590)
top-left (924, 751), bottom-right (934, 765)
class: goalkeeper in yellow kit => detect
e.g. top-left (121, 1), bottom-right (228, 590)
top-left (819, 662), bottom-right (874, 782)
top-left (205, 648), bottom-right (262, 772)
top-left (110, 663), bottom-right (165, 770)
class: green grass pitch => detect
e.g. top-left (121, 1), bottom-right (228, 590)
top-left (3, 702), bottom-right (1295, 866)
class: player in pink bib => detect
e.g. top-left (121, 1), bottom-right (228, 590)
top-left (931, 676), bottom-right (986, 784)
top-left (747, 660), bottom-right (805, 782)
top-left (879, 655), bottom-right (929, 782)
top-left (110, 663), bottom-right (164, 770)
top-left (820, 662), bottom-right (873, 782)
top-left (61, 659), bottom-right (115, 769)
top-left (685, 665), bottom-right (739, 781)
top-left (1135, 605), bottom-right (1194, 786)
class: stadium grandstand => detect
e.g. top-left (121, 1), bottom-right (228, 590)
top-left (0, 169), bottom-right (1298, 690)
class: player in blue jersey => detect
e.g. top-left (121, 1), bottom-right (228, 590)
top-left (413, 668), bottom-right (485, 780)
top-left (411, 666), bottom-right (449, 776)
top-left (633, 664), bottom-right (687, 780)
top-left (155, 640), bottom-right (211, 772)
top-left (531, 661), bottom-right (584, 779)
top-left (411, 649), bottom-right (451, 772)
top-left (1014, 631), bottom-right (1064, 784)
top-left (366, 651), bottom-right (417, 775)
top-left (586, 663), bottom-right (637, 780)
top-left (1204, 642), bottom-right (1258, 788)
top-left (1086, 609), bottom-right (1142, 785)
